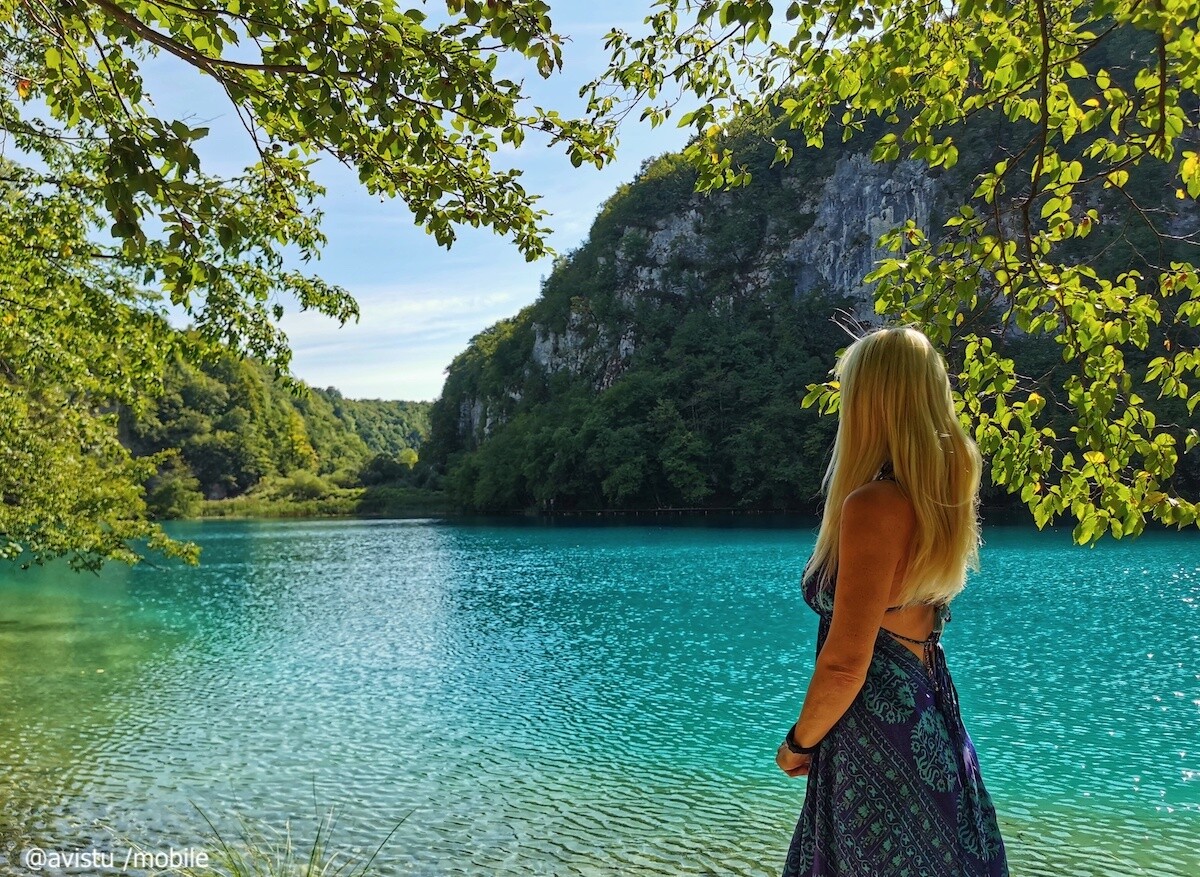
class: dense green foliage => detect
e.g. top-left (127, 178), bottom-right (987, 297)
top-left (436, 322), bottom-right (845, 513)
top-left (124, 347), bottom-right (434, 517)
top-left (1, 0), bottom-right (614, 567)
top-left (0, 167), bottom-right (188, 569)
top-left (313, 390), bottom-right (432, 459)
top-left (194, 482), bottom-right (450, 520)
top-left (589, 0), bottom-right (1200, 542)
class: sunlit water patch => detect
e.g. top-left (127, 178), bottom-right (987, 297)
top-left (0, 519), bottom-right (1196, 875)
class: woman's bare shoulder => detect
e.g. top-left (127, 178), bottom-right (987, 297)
top-left (842, 479), bottom-right (916, 529)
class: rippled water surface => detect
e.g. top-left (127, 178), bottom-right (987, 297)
top-left (0, 519), bottom-right (1197, 876)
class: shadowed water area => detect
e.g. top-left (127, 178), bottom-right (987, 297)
top-left (0, 518), bottom-right (1196, 876)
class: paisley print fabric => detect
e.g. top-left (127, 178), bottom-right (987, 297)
top-left (781, 570), bottom-right (1009, 877)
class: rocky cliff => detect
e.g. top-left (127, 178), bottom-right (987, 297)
top-left (421, 101), bottom-right (1197, 515)
top-left (415, 114), bottom-right (987, 514)
top-left (438, 139), bottom-right (951, 454)
top-left (421, 33), bottom-right (1199, 515)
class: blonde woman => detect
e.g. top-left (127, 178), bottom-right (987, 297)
top-left (777, 326), bottom-right (1009, 877)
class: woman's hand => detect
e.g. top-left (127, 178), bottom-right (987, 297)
top-left (776, 742), bottom-right (812, 778)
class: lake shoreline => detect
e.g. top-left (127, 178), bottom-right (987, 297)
top-left (193, 485), bottom-right (455, 520)
top-left (185, 494), bottom-right (1047, 528)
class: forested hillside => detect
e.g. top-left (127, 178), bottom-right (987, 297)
top-left (426, 70), bottom-right (1199, 516)
top-left (313, 389), bottom-right (431, 457)
top-left (422, 122), bottom-right (925, 513)
top-left (121, 346), bottom-right (433, 517)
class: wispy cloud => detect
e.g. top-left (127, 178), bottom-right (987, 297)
top-left (282, 282), bottom-right (536, 400)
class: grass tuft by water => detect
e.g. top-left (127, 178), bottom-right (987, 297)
top-left (177, 802), bottom-right (411, 877)
top-left (196, 484), bottom-right (451, 519)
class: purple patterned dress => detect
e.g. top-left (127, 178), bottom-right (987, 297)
top-left (781, 566), bottom-right (1009, 877)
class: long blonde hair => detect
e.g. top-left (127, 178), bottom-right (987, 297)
top-left (804, 326), bottom-right (982, 606)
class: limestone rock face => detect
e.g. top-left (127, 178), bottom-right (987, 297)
top-left (645, 207), bottom-right (706, 264)
top-left (444, 151), bottom-right (943, 447)
top-left (431, 130), bottom-right (1197, 463)
top-left (788, 156), bottom-right (935, 317)
top-left (528, 154), bottom-right (939, 385)
top-left (531, 314), bottom-right (595, 376)
top-left (457, 396), bottom-right (487, 441)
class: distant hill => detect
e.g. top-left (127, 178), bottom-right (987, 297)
top-left (122, 345), bottom-right (433, 509)
top-left (312, 389), bottom-right (431, 458)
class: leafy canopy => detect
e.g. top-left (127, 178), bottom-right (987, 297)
top-left (589, 0), bottom-right (1200, 542)
top-left (0, 0), bottom-right (615, 568)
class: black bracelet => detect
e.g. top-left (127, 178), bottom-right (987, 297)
top-left (784, 723), bottom-right (819, 755)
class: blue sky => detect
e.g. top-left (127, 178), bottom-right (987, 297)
top-left (155, 3), bottom-right (695, 401)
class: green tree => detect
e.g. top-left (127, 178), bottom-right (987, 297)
top-left (283, 409), bottom-right (320, 473)
top-left (590, 0), bottom-right (1200, 541)
top-left (650, 399), bottom-right (712, 505)
top-left (0, 166), bottom-right (191, 568)
top-left (1, 0), bottom-right (616, 566)
top-left (144, 451), bottom-right (204, 519)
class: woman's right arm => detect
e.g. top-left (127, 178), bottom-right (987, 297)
top-left (787, 484), bottom-right (916, 750)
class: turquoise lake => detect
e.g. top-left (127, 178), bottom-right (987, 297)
top-left (0, 518), bottom-right (1197, 876)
